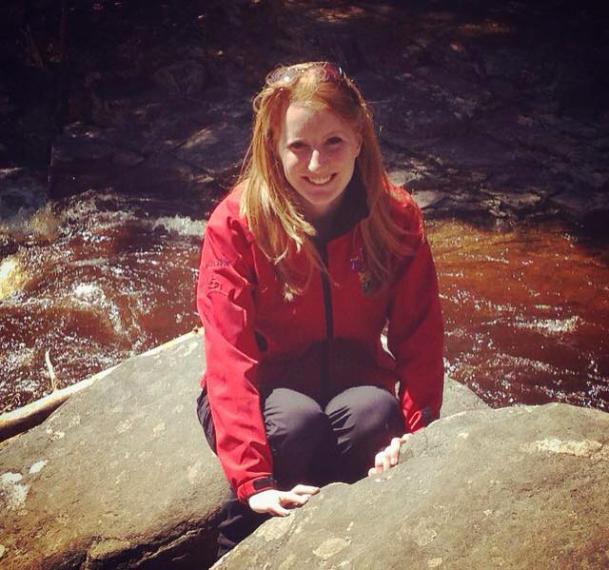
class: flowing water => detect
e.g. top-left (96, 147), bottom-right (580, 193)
top-left (1, 189), bottom-right (608, 414)
top-left (430, 220), bottom-right (609, 410)
top-left (0, 187), bottom-right (207, 412)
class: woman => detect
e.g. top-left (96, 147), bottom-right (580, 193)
top-left (196, 62), bottom-right (444, 557)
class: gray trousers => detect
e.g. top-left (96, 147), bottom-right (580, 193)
top-left (197, 384), bottom-right (403, 558)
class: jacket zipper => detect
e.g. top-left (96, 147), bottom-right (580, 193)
top-left (320, 244), bottom-right (334, 399)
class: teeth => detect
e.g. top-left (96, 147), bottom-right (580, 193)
top-left (307, 175), bottom-right (332, 185)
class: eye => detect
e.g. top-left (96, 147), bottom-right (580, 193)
top-left (288, 141), bottom-right (307, 151)
top-left (327, 136), bottom-right (343, 145)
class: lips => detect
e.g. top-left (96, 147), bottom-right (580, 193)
top-left (304, 174), bottom-right (335, 186)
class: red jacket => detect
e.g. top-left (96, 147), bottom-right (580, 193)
top-left (197, 180), bottom-right (444, 501)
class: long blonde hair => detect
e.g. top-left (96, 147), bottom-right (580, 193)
top-left (239, 63), bottom-right (419, 299)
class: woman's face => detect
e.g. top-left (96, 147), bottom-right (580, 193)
top-left (276, 103), bottom-right (361, 221)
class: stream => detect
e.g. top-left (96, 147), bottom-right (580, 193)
top-left (1, 187), bottom-right (607, 415)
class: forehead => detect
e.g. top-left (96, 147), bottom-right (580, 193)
top-left (280, 103), bottom-right (355, 139)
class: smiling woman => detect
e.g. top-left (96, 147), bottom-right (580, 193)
top-left (277, 104), bottom-right (361, 221)
top-left (195, 61), bottom-right (444, 560)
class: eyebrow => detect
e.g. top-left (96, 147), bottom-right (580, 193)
top-left (285, 130), bottom-right (346, 143)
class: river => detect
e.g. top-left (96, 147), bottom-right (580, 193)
top-left (1, 186), bottom-right (607, 415)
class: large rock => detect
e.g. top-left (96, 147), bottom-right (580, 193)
top-left (0, 332), bottom-right (226, 570)
top-left (439, 376), bottom-right (488, 418)
top-left (215, 403), bottom-right (609, 569)
top-left (0, 330), bottom-right (485, 570)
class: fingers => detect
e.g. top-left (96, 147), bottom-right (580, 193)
top-left (375, 449), bottom-right (391, 473)
top-left (368, 433), bottom-right (413, 476)
top-left (387, 437), bottom-right (402, 466)
top-left (248, 485), bottom-right (319, 517)
top-left (372, 437), bottom-right (399, 474)
top-left (291, 484), bottom-right (320, 496)
top-left (279, 491), bottom-right (310, 508)
top-left (268, 501), bottom-right (292, 517)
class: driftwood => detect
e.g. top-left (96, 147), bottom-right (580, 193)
top-left (44, 348), bottom-right (58, 391)
top-left (0, 366), bottom-right (116, 443)
top-left (0, 329), bottom-right (202, 444)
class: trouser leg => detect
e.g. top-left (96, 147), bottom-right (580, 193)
top-left (196, 387), bottom-right (336, 559)
top-left (197, 390), bottom-right (265, 559)
top-left (215, 489), bottom-right (268, 559)
top-left (325, 385), bottom-right (403, 483)
top-left (263, 387), bottom-right (337, 489)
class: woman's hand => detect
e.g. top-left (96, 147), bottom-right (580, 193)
top-left (248, 484), bottom-right (320, 516)
top-left (368, 433), bottom-right (413, 476)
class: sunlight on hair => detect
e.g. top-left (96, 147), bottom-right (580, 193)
top-left (239, 62), bottom-right (422, 299)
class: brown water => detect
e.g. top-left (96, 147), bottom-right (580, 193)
top-left (431, 220), bottom-right (609, 411)
top-left (0, 190), bottom-right (205, 412)
top-left (1, 192), bottom-right (608, 414)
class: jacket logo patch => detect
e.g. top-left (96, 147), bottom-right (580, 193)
top-left (207, 277), bottom-right (223, 293)
top-left (349, 255), bottom-right (363, 273)
top-left (350, 249), bottom-right (375, 296)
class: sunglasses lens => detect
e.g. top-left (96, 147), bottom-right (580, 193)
top-left (267, 62), bottom-right (344, 86)
top-left (267, 67), bottom-right (294, 84)
top-left (319, 63), bottom-right (343, 81)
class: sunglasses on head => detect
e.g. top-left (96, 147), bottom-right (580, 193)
top-left (266, 61), bottom-right (346, 86)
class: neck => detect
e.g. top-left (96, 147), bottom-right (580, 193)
top-left (311, 212), bottom-right (337, 244)
top-left (306, 194), bottom-right (346, 244)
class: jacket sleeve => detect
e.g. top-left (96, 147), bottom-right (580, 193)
top-left (387, 233), bottom-right (444, 433)
top-left (197, 212), bottom-right (276, 502)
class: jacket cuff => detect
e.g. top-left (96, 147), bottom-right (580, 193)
top-left (236, 476), bottom-right (277, 502)
top-left (405, 406), bottom-right (437, 433)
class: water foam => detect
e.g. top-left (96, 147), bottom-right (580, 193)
top-left (151, 216), bottom-right (205, 237)
top-left (514, 316), bottom-right (581, 335)
top-left (0, 256), bottom-right (28, 299)
top-left (70, 282), bottom-right (129, 337)
top-left (73, 283), bottom-right (103, 301)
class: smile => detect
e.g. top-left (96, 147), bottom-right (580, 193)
top-left (305, 174), bottom-right (335, 186)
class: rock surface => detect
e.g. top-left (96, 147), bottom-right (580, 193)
top-left (0, 331), bottom-right (486, 570)
top-left (0, 332), bottom-right (225, 570)
top-left (215, 403), bottom-right (609, 570)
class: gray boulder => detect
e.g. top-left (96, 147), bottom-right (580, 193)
top-left (0, 332), bottom-right (226, 570)
top-left (0, 330), bottom-right (486, 570)
top-left (215, 403), bottom-right (609, 569)
top-left (440, 376), bottom-right (488, 418)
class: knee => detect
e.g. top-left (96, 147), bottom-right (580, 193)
top-left (263, 388), bottom-right (329, 447)
top-left (329, 386), bottom-right (402, 442)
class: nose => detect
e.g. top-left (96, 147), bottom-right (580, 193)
top-left (307, 149), bottom-right (323, 172)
